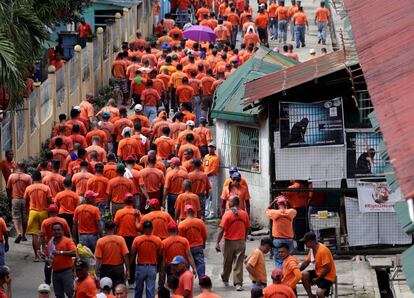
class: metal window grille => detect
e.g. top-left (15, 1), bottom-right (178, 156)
top-left (221, 124), bottom-right (260, 173)
top-left (358, 92), bottom-right (374, 125)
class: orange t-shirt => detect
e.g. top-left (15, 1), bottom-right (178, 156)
top-left (7, 172), bottom-right (32, 199)
top-left (268, 3), bottom-right (279, 17)
top-left (255, 13), bottom-right (269, 29)
top-left (112, 60), bottom-right (127, 78)
top-left (194, 127), bottom-right (212, 147)
top-left (131, 234), bottom-right (162, 264)
top-left (103, 162), bottom-right (117, 180)
top-left (113, 118), bottom-right (133, 142)
top-left (178, 217), bottom-right (208, 247)
top-left (244, 33), bottom-right (260, 47)
top-left (196, 7), bottom-right (210, 20)
top-left (40, 217), bottom-right (71, 242)
top-left (176, 85), bottom-right (195, 104)
top-left (175, 193), bottom-right (201, 220)
top-left (315, 7), bottom-right (330, 22)
top-left (178, 144), bottom-right (202, 161)
top-left (263, 284), bottom-right (296, 298)
top-left (221, 184), bottom-right (250, 210)
top-left (276, 6), bottom-right (289, 20)
top-left (292, 12), bottom-right (307, 25)
top-left (282, 255), bottom-right (301, 289)
top-left (154, 137), bottom-right (176, 160)
top-left (95, 235), bottom-right (129, 265)
top-left (164, 169), bottom-right (188, 195)
top-left (139, 167), bottom-right (165, 193)
top-left (24, 183), bottom-right (52, 211)
top-left (245, 248), bottom-right (267, 284)
top-left (266, 208), bottom-right (297, 239)
top-left (117, 137), bottom-right (140, 161)
top-left (48, 236), bottom-right (76, 271)
top-left (162, 235), bottom-right (191, 265)
top-left (305, 244), bottom-right (336, 282)
top-left (114, 206), bottom-right (140, 237)
top-left (79, 100), bottom-right (94, 120)
top-left (138, 211), bottom-right (174, 239)
top-left (55, 189), bottom-right (80, 214)
top-left (188, 171), bottom-right (211, 195)
top-left (228, 13), bottom-right (240, 27)
top-left (169, 71), bottom-right (188, 89)
top-left (72, 172), bottom-right (94, 196)
top-left (0, 218), bottom-right (7, 242)
top-left (51, 148), bottom-right (69, 166)
top-left (75, 275), bottom-right (98, 298)
top-left (73, 204), bottom-right (100, 234)
top-left (282, 182), bottom-right (308, 208)
top-left (203, 154), bottom-right (219, 176)
top-left (288, 5), bottom-right (299, 18)
top-left (86, 174), bottom-right (109, 203)
top-left (141, 88), bottom-right (161, 106)
top-left (214, 25), bottom-right (230, 41)
top-left (219, 209), bottom-right (250, 240)
top-left (200, 76), bottom-right (215, 96)
top-left (107, 176), bottom-right (136, 203)
top-left (131, 77), bottom-right (147, 95)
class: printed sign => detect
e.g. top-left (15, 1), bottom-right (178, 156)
top-left (357, 182), bottom-right (402, 212)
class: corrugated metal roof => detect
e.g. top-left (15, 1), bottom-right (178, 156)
top-left (211, 47), bottom-right (297, 122)
top-left (244, 50), bottom-right (348, 105)
top-left (344, 0), bottom-right (414, 199)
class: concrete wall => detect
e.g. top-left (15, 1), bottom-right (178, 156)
top-left (0, 4), bottom-right (149, 189)
top-left (215, 118), bottom-right (271, 228)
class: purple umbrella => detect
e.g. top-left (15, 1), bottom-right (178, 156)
top-left (183, 25), bottom-right (217, 42)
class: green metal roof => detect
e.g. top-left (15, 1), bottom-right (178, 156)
top-left (211, 47), bottom-right (298, 123)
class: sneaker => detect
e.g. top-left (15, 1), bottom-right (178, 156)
top-left (128, 282), bottom-right (135, 289)
top-left (221, 274), bottom-right (229, 286)
top-left (322, 41), bottom-right (326, 45)
top-left (14, 234), bottom-right (22, 244)
top-left (22, 236), bottom-right (28, 241)
top-left (236, 284), bottom-right (243, 291)
top-left (318, 38), bottom-right (321, 44)
top-left (205, 214), bottom-right (215, 220)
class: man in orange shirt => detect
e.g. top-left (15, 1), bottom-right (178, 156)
top-left (78, 17), bottom-right (92, 46)
top-left (266, 195), bottom-right (296, 268)
top-left (255, 6), bottom-right (269, 45)
top-left (228, 7), bottom-right (240, 46)
top-left (194, 117), bottom-right (213, 156)
top-left (72, 161), bottom-right (93, 198)
top-left (0, 217), bottom-right (8, 267)
top-left (112, 53), bottom-right (128, 103)
top-left (204, 142), bottom-right (219, 219)
top-left (176, 77), bottom-right (195, 105)
top-left (244, 26), bottom-right (260, 48)
top-left (117, 127), bottom-right (140, 161)
top-left (6, 161), bottom-right (32, 243)
top-left (79, 93), bottom-right (95, 123)
top-left (45, 222), bottom-right (77, 298)
top-left (95, 220), bottom-right (129, 288)
top-left (263, 268), bottom-right (296, 298)
top-left (55, 178), bottom-right (80, 231)
top-left (74, 260), bottom-right (98, 298)
top-left (214, 19), bottom-right (230, 45)
top-left (163, 157), bottom-right (188, 216)
top-left (154, 126), bottom-right (176, 160)
top-left (292, 6), bottom-right (309, 48)
top-left (107, 163), bottom-right (136, 216)
top-left (276, 0), bottom-right (289, 43)
top-left (268, 0), bottom-right (279, 40)
top-left (24, 170), bottom-right (52, 261)
top-left (161, 221), bottom-right (196, 287)
top-left (221, 172), bottom-right (250, 216)
top-left (215, 196), bottom-right (250, 291)
top-left (87, 163), bottom-right (110, 218)
top-left (174, 180), bottom-right (201, 220)
top-left (138, 199), bottom-right (174, 239)
top-left (188, 159), bottom-right (210, 219)
top-left (314, 1), bottom-right (330, 45)
top-left (278, 243), bottom-right (301, 292)
top-left (178, 205), bottom-right (208, 278)
top-left (141, 80), bottom-right (161, 125)
top-left (300, 232), bottom-right (337, 298)
top-left (200, 69), bottom-right (215, 121)
top-left (73, 190), bottom-right (101, 252)
top-left (114, 193), bottom-right (140, 286)
top-left (130, 70), bottom-right (147, 108)
top-left (130, 220), bottom-right (162, 298)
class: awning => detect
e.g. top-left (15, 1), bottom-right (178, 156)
top-left (244, 50), bottom-right (349, 105)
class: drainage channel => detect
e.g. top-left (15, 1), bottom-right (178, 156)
top-left (375, 268), bottom-right (394, 298)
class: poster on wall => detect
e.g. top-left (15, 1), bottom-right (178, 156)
top-left (279, 98), bottom-right (345, 148)
top-left (357, 182), bottom-right (402, 212)
top-left (346, 129), bottom-right (385, 178)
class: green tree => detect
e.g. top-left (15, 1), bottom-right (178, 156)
top-left (0, 0), bottom-right (89, 110)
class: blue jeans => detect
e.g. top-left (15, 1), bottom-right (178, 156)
top-left (192, 96), bottom-right (201, 127)
top-left (0, 243), bottom-right (4, 266)
top-left (294, 25), bottom-right (306, 48)
top-left (231, 27), bottom-right (238, 46)
top-left (79, 234), bottom-right (99, 252)
top-left (191, 246), bottom-right (205, 277)
top-left (317, 22), bottom-right (328, 43)
top-left (135, 265), bottom-right (157, 298)
top-left (270, 18), bottom-right (278, 38)
top-left (278, 20), bottom-right (288, 43)
top-left (144, 106), bottom-right (157, 125)
top-left (273, 238), bottom-right (294, 268)
top-left (290, 20), bottom-right (295, 41)
top-left (198, 194), bottom-right (206, 219)
top-left (167, 194), bottom-right (179, 217)
top-left (97, 202), bottom-right (109, 228)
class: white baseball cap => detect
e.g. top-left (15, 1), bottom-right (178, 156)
top-left (121, 127), bottom-right (132, 137)
top-left (309, 48), bottom-right (316, 54)
top-left (134, 104), bottom-right (143, 112)
top-left (38, 283), bottom-right (51, 293)
top-left (100, 277), bottom-right (113, 289)
top-left (73, 105), bottom-right (81, 111)
top-left (186, 120), bottom-right (195, 126)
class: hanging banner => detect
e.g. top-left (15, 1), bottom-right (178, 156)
top-left (346, 129), bottom-right (385, 178)
top-left (357, 182), bottom-right (402, 212)
top-left (279, 98), bottom-right (344, 148)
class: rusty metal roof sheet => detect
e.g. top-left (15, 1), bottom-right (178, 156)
top-left (344, 0), bottom-right (414, 199)
top-left (244, 50), bottom-right (348, 105)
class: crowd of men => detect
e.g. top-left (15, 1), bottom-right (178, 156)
top-left (0, 0), bottom-right (337, 297)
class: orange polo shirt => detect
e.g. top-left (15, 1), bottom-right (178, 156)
top-left (95, 235), bottom-right (129, 265)
top-left (114, 206), bottom-right (140, 237)
top-left (178, 217), bottom-right (208, 247)
top-left (164, 169), bottom-right (188, 195)
top-left (203, 154), bottom-right (219, 176)
top-left (221, 184), bottom-right (250, 210)
top-left (86, 174), bottom-right (109, 203)
top-left (132, 234), bottom-right (162, 264)
top-left (175, 193), bottom-right (201, 220)
top-left (107, 176), bottom-right (136, 203)
top-left (139, 167), bottom-right (165, 193)
top-left (47, 237), bottom-right (76, 271)
top-left (73, 204), bottom-right (100, 234)
top-left (55, 189), bottom-right (80, 214)
top-left (24, 183), bottom-right (52, 211)
top-left (266, 208), bottom-right (297, 239)
top-left (138, 211), bottom-right (174, 239)
top-left (219, 209), bottom-right (250, 240)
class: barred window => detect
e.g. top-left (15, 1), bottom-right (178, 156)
top-left (221, 124), bottom-right (260, 173)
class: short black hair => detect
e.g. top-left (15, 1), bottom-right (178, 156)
top-left (260, 237), bottom-right (274, 247)
top-left (31, 170), bottom-right (41, 181)
top-left (278, 243), bottom-right (290, 250)
top-left (104, 220), bottom-right (116, 230)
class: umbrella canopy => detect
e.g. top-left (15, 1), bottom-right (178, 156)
top-left (183, 25), bottom-right (216, 42)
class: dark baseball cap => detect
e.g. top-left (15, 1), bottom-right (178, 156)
top-left (300, 231), bottom-right (317, 242)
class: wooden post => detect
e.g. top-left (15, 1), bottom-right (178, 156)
top-left (123, 8), bottom-right (129, 42)
top-left (115, 12), bottom-right (122, 46)
top-left (48, 65), bottom-right (57, 123)
top-left (74, 45), bottom-right (82, 103)
top-left (97, 27), bottom-right (104, 92)
top-left (132, 5), bottom-right (138, 36)
top-left (34, 81), bottom-right (42, 146)
top-left (87, 41), bottom-right (94, 94)
top-left (108, 25), bottom-right (114, 65)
